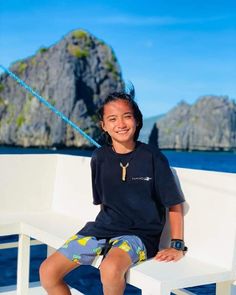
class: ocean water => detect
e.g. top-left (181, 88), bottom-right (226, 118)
top-left (163, 149), bottom-right (236, 173)
top-left (0, 146), bottom-right (235, 294)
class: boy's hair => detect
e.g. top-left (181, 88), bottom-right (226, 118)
top-left (98, 85), bottom-right (143, 145)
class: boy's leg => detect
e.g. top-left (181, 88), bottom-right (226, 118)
top-left (40, 234), bottom-right (106, 295)
top-left (40, 251), bottom-right (79, 295)
top-left (100, 235), bottom-right (147, 295)
top-left (100, 247), bottom-right (132, 295)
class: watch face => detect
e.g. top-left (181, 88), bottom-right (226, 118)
top-left (175, 241), bottom-right (182, 249)
top-left (171, 240), bottom-right (184, 250)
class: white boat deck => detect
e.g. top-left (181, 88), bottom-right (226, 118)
top-left (0, 154), bottom-right (236, 295)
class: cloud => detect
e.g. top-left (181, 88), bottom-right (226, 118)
top-left (97, 16), bottom-right (177, 26)
top-left (95, 15), bottom-right (227, 26)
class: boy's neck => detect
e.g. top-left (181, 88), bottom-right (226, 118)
top-left (112, 141), bottom-right (136, 154)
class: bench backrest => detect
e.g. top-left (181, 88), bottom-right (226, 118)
top-left (52, 155), bottom-right (100, 222)
top-left (0, 154), bottom-right (57, 213)
top-left (160, 167), bottom-right (236, 271)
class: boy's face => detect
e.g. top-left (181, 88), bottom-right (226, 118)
top-left (101, 99), bottom-right (137, 145)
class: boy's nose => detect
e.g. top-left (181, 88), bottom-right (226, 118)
top-left (117, 118), bottom-right (126, 128)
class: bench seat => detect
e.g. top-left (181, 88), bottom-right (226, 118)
top-left (0, 211), bottom-right (83, 249)
top-left (1, 213), bottom-right (232, 295)
top-left (129, 257), bottom-right (232, 294)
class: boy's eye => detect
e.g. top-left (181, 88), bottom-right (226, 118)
top-left (108, 118), bottom-right (116, 122)
top-left (124, 115), bottom-right (132, 119)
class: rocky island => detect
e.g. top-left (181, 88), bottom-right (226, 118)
top-left (0, 29), bottom-right (123, 148)
top-left (149, 96), bottom-right (236, 151)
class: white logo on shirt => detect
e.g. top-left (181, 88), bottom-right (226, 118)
top-left (132, 177), bottom-right (152, 181)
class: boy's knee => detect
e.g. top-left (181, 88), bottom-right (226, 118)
top-left (39, 258), bottom-right (59, 289)
top-left (100, 260), bottom-right (123, 285)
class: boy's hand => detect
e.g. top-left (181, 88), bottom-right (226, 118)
top-left (154, 248), bottom-right (184, 262)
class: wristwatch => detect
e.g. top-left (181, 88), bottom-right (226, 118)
top-left (170, 239), bottom-right (188, 252)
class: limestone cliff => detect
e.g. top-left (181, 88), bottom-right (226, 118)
top-left (0, 29), bottom-right (123, 147)
top-left (149, 96), bottom-right (236, 151)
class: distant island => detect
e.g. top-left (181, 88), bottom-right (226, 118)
top-left (147, 96), bottom-right (236, 151)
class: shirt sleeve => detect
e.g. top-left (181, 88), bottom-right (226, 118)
top-left (154, 150), bottom-right (185, 207)
top-left (90, 151), bottom-right (102, 205)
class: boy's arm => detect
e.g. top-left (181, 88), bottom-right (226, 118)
top-left (169, 203), bottom-right (183, 240)
top-left (154, 203), bottom-right (185, 262)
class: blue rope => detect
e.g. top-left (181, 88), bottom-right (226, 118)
top-left (0, 64), bottom-right (101, 148)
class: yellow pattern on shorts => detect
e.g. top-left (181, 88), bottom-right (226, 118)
top-left (138, 250), bottom-right (146, 262)
top-left (93, 247), bottom-right (102, 255)
top-left (77, 236), bottom-right (92, 246)
top-left (118, 241), bottom-right (131, 252)
top-left (62, 235), bottom-right (78, 248)
top-left (72, 254), bottom-right (81, 264)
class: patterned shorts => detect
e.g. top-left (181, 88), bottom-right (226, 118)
top-left (58, 234), bottom-right (147, 266)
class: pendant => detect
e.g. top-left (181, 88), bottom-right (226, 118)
top-left (120, 162), bottom-right (129, 181)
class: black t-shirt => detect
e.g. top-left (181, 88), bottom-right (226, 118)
top-left (78, 142), bottom-right (184, 258)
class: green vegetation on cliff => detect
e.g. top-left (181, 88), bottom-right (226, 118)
top-left (17, 62), bottom-right (27, 74)
top-left (67, 29), bottom-right (92, 58)
top-left (67, 44), bottom-right (89, 58)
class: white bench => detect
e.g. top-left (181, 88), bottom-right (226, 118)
top-left (0, 154), bottom-right (236, 295)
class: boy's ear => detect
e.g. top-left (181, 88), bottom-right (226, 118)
top-left (100, 121), bottom-right (106, 132)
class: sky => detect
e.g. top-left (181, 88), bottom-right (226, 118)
top-left (0, 0), bottom-right (236, 118)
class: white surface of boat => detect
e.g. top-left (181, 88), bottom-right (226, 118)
top-left (0, 154), bottom-right (236, 295)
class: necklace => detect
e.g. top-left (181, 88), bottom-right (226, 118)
top-left (120, 162), bottom-right (129, 181)
top-left (112, 144), bottom-right (136, 182)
